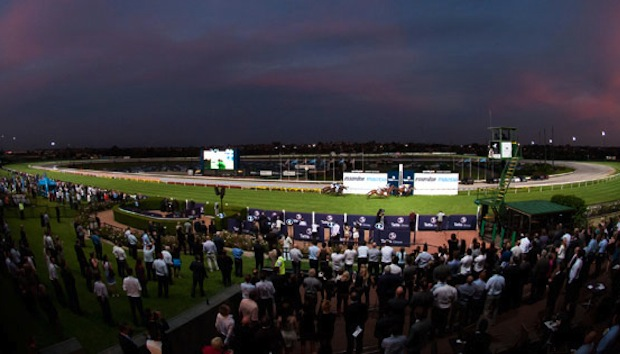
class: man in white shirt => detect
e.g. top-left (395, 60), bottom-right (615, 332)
top-left (112, 242), bottom-right (128, 278)
top-left (460, 249), bottom-right (474, 275)
top-left (161, 246), bottom-right (174, 284)
top-left (308, 241), bottom-right (320, 271)
top-left (381, 243), bottom-right (394, 268)
top-left (566, 249), bottom-right (584, 306)
top-left (484, 271), bottom-right (505, 324)
top-left (519, 234), bottom-right (532, 255)
top-left (153, 253), bottom-right (169, 298)
top-left (343, 244), bottom-right (357, 274)
top-left (94, 276), bottom-right (113, 325)
top-left (432, 276), bottom-right (457, 336)
top-left (357, 241), bottom-right (369, 270)
top-left (126, 229), bottom-right (139, 260)
top-left (282, 235), bottom-right (293, 261)
top-left (331, 248), bottom-right (345, 273)
top-left (331, 222), bottom-right (341, 241)
top-left (203, 237), bottom-right (219, 272)
top-left (289, 244), bottom-right (303, 275)
top-left (123, 268), bottom-right (144, 326)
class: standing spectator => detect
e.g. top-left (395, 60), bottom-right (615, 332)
top-left (135, 258), bottom-right (148, 298)
top-left (161, 246), bottom-right (174, 285)
top-left (282, 234), bottom-right (293, 261)
top-left (240, 274), bottom-right (256, 299)
top-left (153, 253), bottom-right (169, 298)
top-left (123, 268), bottom-right (144, 327)
top-left (90, 232), bottom-right (103, 260)
top-left (344, 244), bottom-right (357, 275)
top-left (344, 289), bottom-right (368, 354)
top-left (215, 304), bottom-right (235, 347)
top-left (103, 255), bottom-right (119, 297)
top-left (290, 243), bottom-right (303, 275)
top-left (112, 242), bottom-right (128, 278)
top-left (336, 271), bottom-right (352, 314)
top-left (299, 299), bottom-right (317, 354)
top-left (213, 231), bottom-right (225, 254)
top-left (381, 242), bottom-right (394, 270)
top-left (218, 250), bottom-right (234, 287)
top-left (303, 268), bottom-right (322, 308)
top-left (368, 243), bottom-right (381, 279)
top-left (94, 275), bottom-right (114, 325)
top-left (125, 228), bottom-right (138, 260)
top-left (118, 323), bottom-right (139, 354)
top-left (431, 274), bottom-right (457, 336)
top-left (189, 255), bottom-right (207, 297)
top-left (204, 237), bottom-right (219, 272)
top-left (143, 244), bottom-right (155, 282)
top-left (171, 244), bottom-right (182, 279)
top-left (74, 238), bottom-right (88, 278)
top-left (436, 210), bottom-right (445, 232)
top-left (176, 222), bottom-right (187, 255)
top-left (232, 244), bottom-right (244, 277)
top-left (381, 325), bottom-right (407, 354)
top-left (308, 241), bottom-right (320, 271)
top-left (256, 271), bottom-right (276, 320)
top-left (253, 238), bottom-right (266, 271)
top-left (317, 300), bottom-right (336, 354)
top-left (47, 256), bottom-right (67, 307)
top-left (483, 270), bottom-right (505, 325)
top-left (60, 260), bottom-right (82, 315)
top-left (406, 308), bottom-right (432, 354)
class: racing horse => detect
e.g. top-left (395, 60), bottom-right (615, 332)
top-left (366, 185), bottom-right (396, 198)
top-left (322, 184), bottom-right (347, 195)
top-left (396, 184), bottom-right (413, 197)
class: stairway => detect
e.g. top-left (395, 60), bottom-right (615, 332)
top-left (494, 152), bottom-right (520, 206)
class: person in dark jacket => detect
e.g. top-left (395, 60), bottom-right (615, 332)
top-left (189, 256), bottom-right (207, 297)
top-left (218, 250), bottom-right (233, 287)
top-left (345, 289), bottom-right (368, 354)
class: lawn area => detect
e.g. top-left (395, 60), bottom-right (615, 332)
top-left (1, 200), bottom-right (256, 353)
top-left (5, 162), bottom-right (620, 216)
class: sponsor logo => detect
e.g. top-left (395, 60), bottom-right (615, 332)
top-left (430, 217), bottom-right (437, 224)
top-left (388, 232), bottom-right (397, 240)
top-left (285, 219), bottom-right (294, 226)
top-left (306, 228), bottom-right (313, 235)
top-left (253, 210), bottom-right (260, 217)
top-left (326, 215), bottom-right (333, 222)
top-left (295, 214), bottom-right (303, 220)
top-left (358, 216), bottom-right (366, 223)
top-left (247, 216), bottom-right (255, 222)
top-left (375, 223), bottom-right (384, 230)
top-left (396, 217), bottom-right (405, 224)
top-left (460, 217), bottom-right (467, 223)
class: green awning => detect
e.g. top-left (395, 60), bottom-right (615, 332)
top-left (504, 200), bottom-right (574, 217)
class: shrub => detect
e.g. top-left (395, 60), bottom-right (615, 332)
top-left (551, 194), bottom-right (587, 228)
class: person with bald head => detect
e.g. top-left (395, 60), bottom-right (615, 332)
top-left (387, 286), bottom-right (408, 333)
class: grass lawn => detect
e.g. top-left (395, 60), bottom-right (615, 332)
top-left (5, 162), bottom-right (620, 216)
top-left (1, 200), bottom-right (257, 353)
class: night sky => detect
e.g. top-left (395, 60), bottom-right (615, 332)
top-left (1, 1), bottom-right (618, 149)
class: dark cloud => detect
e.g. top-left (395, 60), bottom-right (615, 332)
top-left (0, 1), bottom-right (618, 148)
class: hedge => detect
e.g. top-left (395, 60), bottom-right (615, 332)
top-left (112, 205), bottom-right (185, 235)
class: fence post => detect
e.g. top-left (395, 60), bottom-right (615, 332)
top-left (480, 220), bottom-right (486, 238)
top-left (500, 227), bottom-right (505, 246)
top-left (511, 231), bottom-right (517, 246)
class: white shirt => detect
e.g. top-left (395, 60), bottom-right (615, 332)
top-left (331, 223), bottom-right (341, 237)
top-left (123, 276), bottom-right (142, 297)
top-left (357, 245), bottom-right (369, 259)
top-left (112, 245), bottom-right (126, 261)
top-left (432, 282), bottom-right (457, 309)
top-left (331, 253), bottom-right (345, 271)
top-left (343, 249), bottom-right (357, 265)
top-left (510, 245), bottom-right (522, 260)
top-left (485, 274), bottom-right (505, 296)
top-left (460, 255), bottom-right (473, 275)
top-left (568, 257), bottom-right (583, 284)
top-left (519, 237), bottom-right (532, 254)
top-left (161, 250), bottom-right (173, 265)
top-left (473, 254), bottom-right (486, 273)
top-left (290, 248), bottom-right (303, 262)
top-left (153, 259), bottom-right (168, 276)
top-left (381, 245), bottom-right (394, 264)
top-left (94, 281), bottom-right (109, 298)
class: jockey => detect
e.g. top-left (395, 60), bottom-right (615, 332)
top-left (334, 183), bottom-right (341, 193)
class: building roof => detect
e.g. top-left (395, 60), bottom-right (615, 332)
top-left (504, 200), bottom-right (574, 216)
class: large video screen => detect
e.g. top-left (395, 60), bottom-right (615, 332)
top-left (203, 148), bottom-right (236, 170)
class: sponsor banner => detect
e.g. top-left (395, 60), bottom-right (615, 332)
top-left (293, 224), bottom-right (317, 241)
top-left (285, 212), bottom-right (312, 227)
top-left (259, 170), bottom-right (273, 176)
top-left (247, 209), bottom-right (283, 223)
top-left (347, 214), bottom-right (375, 230)
top-left (418, 215), bottom-right (439, 231)
top-left (227, 218), bottom-right (241, 233)
top-left (413, 173), bottom-right (459, 196)
top-left (315, 213), bottom-right (345, 229)
top-left (384, 215), bottom-right (410, 230)
top-left (373, 228), bottom-right (411, 246)
top-left (342, 172), bottom-right (388, 195)
top-left (447, 215), bottom-right (477, 230)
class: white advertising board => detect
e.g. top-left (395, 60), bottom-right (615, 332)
top-left (413, 173), bottom-right (459, 195)
top-left (342, 172), bottom-right (388, 195)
